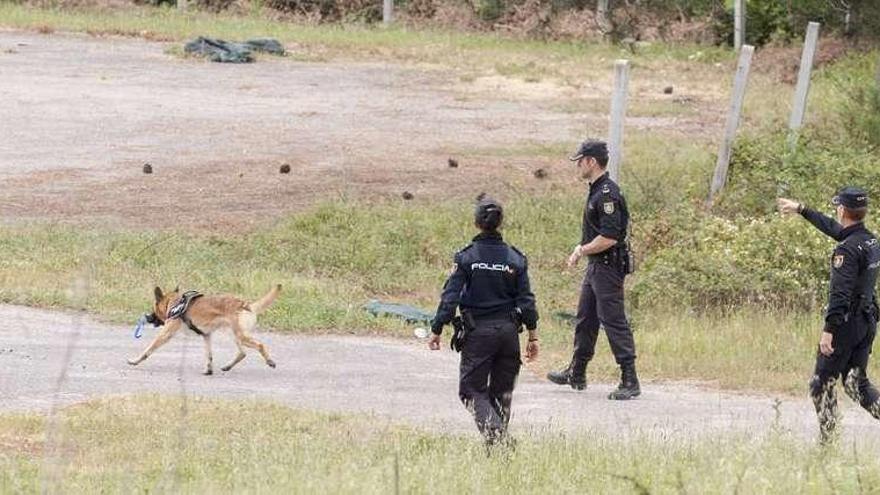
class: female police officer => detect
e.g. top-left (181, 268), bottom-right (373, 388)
top-left (428, 196), bottom-right (539, 447)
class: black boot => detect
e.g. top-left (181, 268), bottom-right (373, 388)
top-left (547, 360), bottom-right (587, 390)
top-left (608, 363), bottom-right (640, 400)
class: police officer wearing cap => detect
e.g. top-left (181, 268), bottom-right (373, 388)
top-left (779, 187), bottom-right (880, 443)
top-left (429, 196), bottom-right (540, 446)
top-left (548, 140), bottom-right (640, 400)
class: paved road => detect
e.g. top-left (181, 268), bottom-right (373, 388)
top-left (4, 304), bottom-right (880, 445)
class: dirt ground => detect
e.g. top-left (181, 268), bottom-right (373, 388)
top-left (4, 304), bottom-right (880, 446)
top-left (0, 30), bottom-right (720, 231)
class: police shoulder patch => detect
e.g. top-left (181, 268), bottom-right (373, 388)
top-left (833, 254), bottom-right (845, 268)
top-left (603, 202), bottom-right (615, 214)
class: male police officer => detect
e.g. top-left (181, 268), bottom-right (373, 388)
top-left (547, 140), bottom-right (640, 400)
top-left (429, 197), bottom-right (539, 446)
top-left (779, 188), bottom-right (880, 443)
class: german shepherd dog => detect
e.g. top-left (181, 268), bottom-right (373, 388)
top-left (127, 285), bottom-right (281, 375)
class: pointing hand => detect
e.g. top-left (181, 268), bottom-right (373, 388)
top-left (777, 198), bottom-right (801, 215)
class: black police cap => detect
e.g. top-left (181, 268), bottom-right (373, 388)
top-left (568, 140), bottom-right (608, 163)
top-left (832, 186), bottom-right (868, 209)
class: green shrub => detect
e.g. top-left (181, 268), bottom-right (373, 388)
top-left (631, 129), bottom-right (880, 311)
top-left (632, 213), bottom-right (831, 309)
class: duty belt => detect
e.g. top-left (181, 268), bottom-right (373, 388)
top-left (588, 247), bottom-right (622, 264)
top-left (472, 308), bottom-right (518, 323)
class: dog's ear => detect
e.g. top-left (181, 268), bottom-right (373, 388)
top-left (154, 286), bottom-right (164, 302)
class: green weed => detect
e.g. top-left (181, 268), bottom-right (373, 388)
top-left (1, 395), bottom-right (879, 493)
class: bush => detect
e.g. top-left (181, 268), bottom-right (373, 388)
top-left (712, 133), bottom-right (880, 219)
top-left (631, 213), bottom-right (831, 309)
top-left (631, 131), bottom-right (880, 311)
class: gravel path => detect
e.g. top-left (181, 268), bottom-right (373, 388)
top-left (4, 304), bottom-right (880, 446)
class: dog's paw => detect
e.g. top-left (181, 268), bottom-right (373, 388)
top-left (203, 369), bottom-right (213, 376)
top-left (266, 360), bottom-right (276, 369)
top-left (220, 366), bottom-right (232, 372)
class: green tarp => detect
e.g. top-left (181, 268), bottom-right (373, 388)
top-left (364, 300), bottom-right (434, 325)
top-left (183, 37), bottom-right (286, 63)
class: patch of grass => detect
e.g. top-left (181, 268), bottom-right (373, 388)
top-left (2, 395), bottom-right (879, 493)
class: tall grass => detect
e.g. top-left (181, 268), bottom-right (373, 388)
top-left (2, 395), bottom-right (879, 493)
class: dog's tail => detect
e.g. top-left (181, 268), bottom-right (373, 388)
top-left (249, 284), bottom-right (282, 314)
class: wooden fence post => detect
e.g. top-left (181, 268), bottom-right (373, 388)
top-left (709, 45), bottom-right (755, 204)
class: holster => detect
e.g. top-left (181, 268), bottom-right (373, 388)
top-left (862, 299), bottom-right (879, 324)
top-left (450, 312), bottom-right (475, 353)
top-left (622, 241), bottom-right (636, 275)
top-left (511, 308), bottom-right (524, 333)
top-left (589, 246), bottom-right (633, 275)
top-left (846, 296), bottom-right (879, 328)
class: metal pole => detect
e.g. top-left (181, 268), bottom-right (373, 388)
top-left (709, 45), bottom-right (755, 203)
top-left (734, 0), bottom-right (745, 51)
top-left (383, 0), bottom-right (393, 25)
top-left (608, 59), bottom-right (629, 183)
top-left (788, 22), bottom-right (821, 148)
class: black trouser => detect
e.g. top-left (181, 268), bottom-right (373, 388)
top-left (572, 261), bottom-right (636, 367)
top-left (810, 314), bottom-right (880, 440)
top-left (458, 317), bottom-right (521, 441)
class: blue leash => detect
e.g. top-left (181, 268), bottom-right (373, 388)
top-left (133, 315), bottom-right (147, 339)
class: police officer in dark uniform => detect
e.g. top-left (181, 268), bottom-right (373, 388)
top-left (779, 188), bottom-right (880, 443)
top-left (429, 196), bottom-right (540, 446)
top-left (547, 140), bottom-right (640, 400)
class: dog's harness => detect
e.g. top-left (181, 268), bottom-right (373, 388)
top-left (167, 291), bottom-right (206, 336)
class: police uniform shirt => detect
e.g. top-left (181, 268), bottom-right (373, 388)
top-left (824, 223), bottom-right (880, 341)
top-left (583, 172), bottom-right (629, 248)
top-left (431, 231), bottom-right (538, 335)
